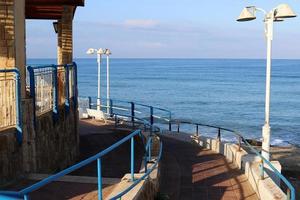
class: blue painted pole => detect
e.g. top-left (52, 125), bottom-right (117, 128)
top-left (148, 137), bottom-right (152, 162)
top-left (24, 194), bottom-right (29, 200)
top-left (52, 65), bottom-right (58, 116)
top-left (72, 62), bottom-right (78, 110)
top-left (131, 102), bottom-right (135, 128)
top-left (15, 70), bottom-right (22, 144)
top-left (27, 66), bottom-right (36, 128)
top-left (168, 112), bottom-right (172, 131)
top-left (64, 64), bottom-right (70, 110)
top-left (109, 99), bottom-right (113, 117)
top-left (131, 137), bottom-right (135, 181)
top-left (97, 158), bottom-right (102, 200)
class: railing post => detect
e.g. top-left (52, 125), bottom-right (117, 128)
top-left (15, 70), bottom-right (22, 144)
top-left (148, 137), bottom-right (152, 162)
top-left (97, 158), bottom-right (103, 200)
top-left (114, 115), bottom-right (118, 127)
top-left (27, 66), bottom-right (36, 128)
top-left (177, 122), bottom-right (180, 133)
top-left (52, 65), bottom-right (58, 119)
top-left (24, 194), bottom-right (29, 200)
top-left (217, 128), bottom-right (221, 141)
top-left (64, 64), bottom-right (70, 112)
top-left (131, 137), bottom-right (135, 181)
top-left (238, 136), bottom-right (242, 151)
top-left (259, 159), bottom-right (264, 180)
top-left (168, 112), bottom-right (172, 132)
top-left (150, 106), bottom-right (153, 135)
top-left (287, 188), bottom-right (291, 200)
top-left (72, 62), bottom-right (78, 110)
top-left (109, 99), bottom-right (113, 117)
top-left (88, 96), bottom-right (92, 109)
top-left (196, 124), bottom-right (199, 136)
top-left (150, 106), bottom-right (154, 125)
top-left (131, 102), bottom-right (135, 128)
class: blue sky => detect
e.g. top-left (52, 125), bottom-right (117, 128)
top-left (26, 0), bottom-right (300, 58)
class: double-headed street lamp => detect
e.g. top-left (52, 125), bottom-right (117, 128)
top-left (237, 4), bottom-right (297, 160)
top-left (86, 48), bottom-right (105, 111)
top-left (86, 48), bottom-right (112, 115)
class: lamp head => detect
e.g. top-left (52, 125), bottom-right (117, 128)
top-left (105, 49), bottom-right (112, 55)
top-left (86, 48), bottom-right (95, 55)
top-left (237, 6), bottom-right (256, 22)
top-left (97, 48), bottom-right (105, 55)
top-left (274, 4), bottom-right (297, 19)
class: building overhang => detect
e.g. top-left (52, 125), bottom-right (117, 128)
top-left (26, 0), bottom-right (84, 20)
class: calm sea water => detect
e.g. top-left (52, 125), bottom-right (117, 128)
top-left (28, 58), bottom-right (300, 146)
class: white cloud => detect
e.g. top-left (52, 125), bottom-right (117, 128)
top-left (123, 19), bottom-right (159, 29)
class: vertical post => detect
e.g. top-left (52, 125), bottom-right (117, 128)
top-left (24, 194), bottom-right (29, 200)
top-left (15, 70), bottom-right (22, 144)
top-left (97, 53), bottom-right (101, 111)
top-left (287, 188), bottom-right (291, 200)
top-left (148, 137), bottom-right (152, 162)
top-left (177, 122), bottom-right (180, 133)
top-left (114, 115), bottom-right (117, 127)
top-left (64, 64), bottom-right (70, 109)
top-left (168, 112), bottom-right (172, 131)
top-left (131, 137), bottom-right (135, 181)
top-left (131, 102), bottom-right (135, 128)
top-left (52, 66), bottom-right (58, 117)
top-left (196, 124), bottom-right (199, 136)
top-left (106, 54), bottom-right (110, 114)
top-left (28, 66), bottom-right (36, 128)
top-left (97, 158), bottom-right (102, 200)
top-left (88, 96), bottom-right (92, 109)
top-left (109, 99), bottom-right (113, 117)
top-left (150, 106), bottom-right (153, 135)
top-left (72, 62), bottom-right (78, 110)
top-left (217, 128), bottom-right (221, 141)
top-left (262, 13), bottom-right (274, 161)
top-left (259, 159), bottom-right (264, 180)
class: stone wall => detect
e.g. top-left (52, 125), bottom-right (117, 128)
top-left (0, 98), bottom-right (79, 185)
top-left (34, 101), bottom-right (78, 172)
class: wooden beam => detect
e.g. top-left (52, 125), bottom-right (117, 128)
top-left (26, 0), bottom-right (84, 6)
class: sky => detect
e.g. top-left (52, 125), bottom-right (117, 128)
top-left (26, 0), bottom-right (300, 59)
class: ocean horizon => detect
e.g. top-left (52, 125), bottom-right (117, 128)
top-left (27, 58), bottom-right (300, 146)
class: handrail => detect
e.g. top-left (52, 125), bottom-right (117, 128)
top-left (0, 68), bottom-right (22, 144)
top-left (169, 120), bottom-right (295, 200)
top-left (83, 97), bottom-right (295, 200)
top-left (0, 98), bottom-right (163, 200)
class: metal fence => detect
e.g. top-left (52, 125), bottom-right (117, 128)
top-left (27, 63), bottom-right (77, 127)
top-left (0, 68), bottom-right (22, 143)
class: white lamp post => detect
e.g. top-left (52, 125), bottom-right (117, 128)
top-left (237, 4), bottom-right (297, 160)
top-left (105, 49), bottom-right (112, 114)
top-left (86, 48), bottom-right (105, 111)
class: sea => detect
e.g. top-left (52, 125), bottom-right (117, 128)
top-left (28, 58), bottom-right (300, 146)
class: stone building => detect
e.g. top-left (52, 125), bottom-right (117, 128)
top-left (0, 0), bottom-right (84, 185)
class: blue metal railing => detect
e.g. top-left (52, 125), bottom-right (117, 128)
top-left (27, 62), bottom-right (77, 128)
top-left (0, 98), bottom-right (163, 200)
top-left (0, 68), bottom-right (22, 144)
top-left (81, 97), bottom-right (295, 200)
top-left (171, 120), bottom-right (296, 200)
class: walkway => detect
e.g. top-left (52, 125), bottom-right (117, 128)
top-left (159, 136), bottom-right (258, 200)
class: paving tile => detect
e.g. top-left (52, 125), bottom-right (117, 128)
top-left (159, 136), bottom-right (259, 200)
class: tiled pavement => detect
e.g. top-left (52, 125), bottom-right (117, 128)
top-left (159, 136), bottom-right (258, 200)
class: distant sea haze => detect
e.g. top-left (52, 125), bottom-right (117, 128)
top-left (28, 58), bottom-right (300, 146)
